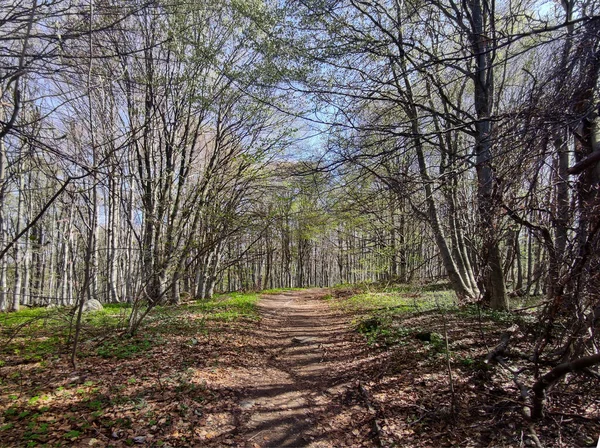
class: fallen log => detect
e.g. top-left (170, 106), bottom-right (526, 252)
top-left (485, 325), bottom-right (518, 364)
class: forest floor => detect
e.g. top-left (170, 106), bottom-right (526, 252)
top-left (1, 287), bottom-right (599, 447)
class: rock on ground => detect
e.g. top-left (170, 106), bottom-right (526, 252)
top-left (82, 299), bottom-right (103, 312)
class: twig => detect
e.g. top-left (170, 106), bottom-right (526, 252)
top-left (486, 328), bottom-right (532, 419)
top-left (512, 301), bottom-right (550, 312)
top-left (441, 307), bottom-right (457, 422)
top-left (248, 430), bottom-right (266, 441)
top-left (495, 356), bottom-right (531, 418)
top-left (373, 351), bottom-right (392, 380)
top-left (527, 425), bottom-right (544, 448)
top-left (477, 302), bottom-right (490, 352)
top-left (1, 315), bottom-right (47, 349)
top-left (582, 367), bottom-right (600, 380)
top-left (358, 381), bottom-right (384, 447)
top-left (547, 410), bottom-right (598, 421)
top-left (532, 353), bottom-right (600, 419)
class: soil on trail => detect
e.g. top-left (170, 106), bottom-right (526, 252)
top-left (209, 289), bottom-right (378, 447)
top-left (0, 289), bottom-right (379, 448)
top-left (4, 288), bottom-right (596, 447)
top-left (233, 289), bottom-right (371, 447)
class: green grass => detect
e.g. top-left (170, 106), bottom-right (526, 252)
top-left (0, 307), bottom-right (67, 361)
top-left (355, 315), bottom-right (413, 346)
top-left (63, 429), bottom-right (81, 440)
top-left (1, 292), bottom-right (261, 363)
top-left (326, 283), bottom-right (456, 347)
top-left (0, 307), bottom-right (52, 328)
top-left (331, 282), bottom-right (539, 349)
top-left (194, 292), bottom-right (260, 320)
top-left (95, 292), bottom-right (260, 356)
top-left (333, 288), bottom-right (457, 313)
top-left (453, 303), bottom-right (536, 326)
top-left (96, 336), bottom-right (155, 359)
top-left (0, 303), bottom-right (134, 362)
top-left (81, 303), bottom-right (132, 328)
top-left (0, 303), bottom-right (132, 336)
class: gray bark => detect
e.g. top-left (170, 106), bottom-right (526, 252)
top-left (469, 0), bottom-right (508, 310)
top-left (0, 140), bottom-right (7, 311)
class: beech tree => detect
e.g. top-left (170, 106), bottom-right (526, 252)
top-left (261, 0), bottom-right (599, 311)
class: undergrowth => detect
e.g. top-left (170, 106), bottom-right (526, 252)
top-left (0, 292), bottom-right (262, 447)
top-left (0, 292), bottom-right (260, 363)
top-left (331, 282), bottom-right (537, 348)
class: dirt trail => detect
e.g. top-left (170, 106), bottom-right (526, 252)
top-left (3, 288), bottom-right (596, 447)
top-left (232, 289), bottom-right (374, 447)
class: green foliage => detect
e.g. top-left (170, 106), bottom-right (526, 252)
top-left (2, 293), bottom-right (259, 365)
top-left (63, 430), bottom-right (81, 440)
top-left (194, 292), bottom-right (260, 320)
top-left (81, 303), bottom-right (131, 329)
top-left (96, 337), bottom-right (154, 359)
top-left (0, 307), bottom-right (50, 328)
top-left (23, 417), bottom-right (49, 444)
top-left (0, 303), bottom-right (132, 363)
top-left (334, 286), bottom-right (456, 314)
top-left (2, 334), bottom-right (63, 363)
top-left (144, 310), bottom-right (206, 337)
top-left (355, 315), bottom-right (412, 346)
top-left (417, 332), bottom-right (446, 355)
top-left (454, 304), bottom-right (533, 325)
top-left (455, 355), bottom-right (492, 372)
top-left (86, 398), bottom-right (106, 411)
top-left (27, 396), bottom-right (40, 406)
top-left (459, 356), bottom-right (476, 368)
top-left (338, 283), bottom-right (457, 347)
top-left (3, 406), bottom-right (18, 418)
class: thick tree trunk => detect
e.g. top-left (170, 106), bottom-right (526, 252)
top-left (469, 0), bottom-right (508, 310)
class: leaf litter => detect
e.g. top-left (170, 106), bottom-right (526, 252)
top-left (0, 289), bottom-right (598, 447)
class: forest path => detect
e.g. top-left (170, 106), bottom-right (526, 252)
top-left (233, 288), bottom-right (373, 447)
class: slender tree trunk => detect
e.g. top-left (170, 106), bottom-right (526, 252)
top-left (11, 159), bottom-right (26, 311)
top-left (0, 140), bottom-right (7, 311)
top-left (21, 174), bottom-right (31, 306)
top-left (391, 35), bottom-right (477, 299)
top-left (107, 173), bottom-right (119, 302)
top-left (514, 230), bottom-right (524, 292)
top-left (414, 132), bottom-right (476, 300)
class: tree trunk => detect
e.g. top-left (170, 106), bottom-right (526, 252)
top-left (469, 0), bottom-right (508, 310)
top-left (0, 139), bottom-right (7, 311)
top-left (11, 159), bottom-right (26, 311)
